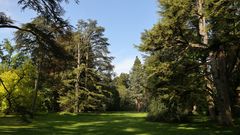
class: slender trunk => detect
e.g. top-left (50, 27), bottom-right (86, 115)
top-left (85, 44), bottom-right (89, 89)
top-left (31, 63), bottom-right (41, 115)
top-left (75, 43), bottom-right (80, 113)
top-left (210, 50), bottom-right (233, 126)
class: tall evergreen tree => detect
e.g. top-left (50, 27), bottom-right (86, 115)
top-left (59, 20), bottom-right (115, 112)
top-left (129, 56), bottom-right (146, 111)
top-left (139, 0), bottom-right (240, 126)
top-left (114, 73), bottom-right (131, 110)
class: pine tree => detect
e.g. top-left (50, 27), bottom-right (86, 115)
top-left (129, 56), bottom-right (146, 112)
top-left (59, 20), bottom-right (115, 112)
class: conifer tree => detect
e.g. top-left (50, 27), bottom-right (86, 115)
top-left (129, 56), bottom-right (146, 111)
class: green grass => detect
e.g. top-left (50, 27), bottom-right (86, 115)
top-left (0, 112), bottom-right (239, 135)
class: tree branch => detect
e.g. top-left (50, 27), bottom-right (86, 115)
top-left (189, 43), bottom-right (207, 49)
top-left (0, 78), bottom-right (10, 95)
top-left (0, 24), bottom-right (36, 36)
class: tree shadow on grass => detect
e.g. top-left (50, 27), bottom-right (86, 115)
top-left (0, 113), bottom-right (239, 135)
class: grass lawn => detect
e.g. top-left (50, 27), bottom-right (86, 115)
top-left (0, 112), bottom-right (239, 135)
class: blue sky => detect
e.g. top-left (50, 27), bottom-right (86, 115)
top-left (0, 0), bottom-right (158, 75)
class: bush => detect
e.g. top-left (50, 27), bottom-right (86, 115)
top-left (147, 97), bottom-right (190, 122)
top-left (147, 97), bottom-right (167, 121)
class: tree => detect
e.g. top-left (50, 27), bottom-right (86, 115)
top-left (58, 19), bottom-right (115, 113)
top-left (138, 0), bottom-right (209, 122)
top-left (206, 0), bottom-right (240, 126)
top-left (0, 39), bottom-right (35, 114)
top-left (113, 73), bottom-right (133, 111)
top-left (15, 16), bottom-right (71, 114)
top-left (139, 0), bottom-right (240, 126)
top-left (139, 22), bottom-right (207, 121)
top-left (129, 56), bottom-right (146, 112)
top-left (0, 0), bottom-right (79, 115)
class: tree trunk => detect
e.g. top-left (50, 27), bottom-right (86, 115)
top-left (75, 43), bottom-right (80, 113)
top-left (205, 76), bottom-right (216, 121)
top-left (85, 45), bottom-right (89, 89)
top-left (31, 62), bottom-right (41, 115)
top-left (207, 96), bottom-right (216, 120)
top-left (197, 0), bottom-right (208, 46)
top-left (210, 50), bottom-right (234, 126)
top-left (204, 58), bottom-right (216, 121)
top-left (5, 96), bottom-right (12, 114)
top-left (197, 0), bottom-right (216, 121)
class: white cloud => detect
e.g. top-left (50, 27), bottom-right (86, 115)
top-left (114, 57), bottom-right (135, 76)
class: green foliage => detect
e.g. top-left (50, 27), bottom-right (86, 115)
top-left (0, 60), bottom-right (36, 113)
top-left (114, 73), bottom-right (135, 111)
top-left (129, 57), bottom-right (144, 95)
top-left (1, 0), bottom-right (118, 114)
top-left (147, 97), bottom-right (168, 121)
top-left (140, 26), bottom-right (207, 121)
top-left (138, 0), bottom-right (210, 122)
top-left (138, 0), bottom-right (240, 126)
top-left (129, 56), bottom-right (147, 111)
top-left (58, 19), bottom-right (116, 112)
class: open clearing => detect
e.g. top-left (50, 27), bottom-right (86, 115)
top-left (0, 112), bottom-right (239, 135)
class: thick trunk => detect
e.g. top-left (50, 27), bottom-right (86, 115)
top-left (197, 0), bottom-right (216, 121)
top-left (210, 50), bottom-right (233, 126)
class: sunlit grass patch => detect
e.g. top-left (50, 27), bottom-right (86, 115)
top-left (0, 112), bottom-right (239, 135)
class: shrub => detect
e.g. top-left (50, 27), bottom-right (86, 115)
top-left (147, 97), bottom-right (190, 122)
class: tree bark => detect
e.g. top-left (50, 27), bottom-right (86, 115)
top-left (31, 60), bottom-right (42, 115)
top-left (205, 75), bottom-right (216, 121)
top-left (210, 50), bottom-right (234, 126)
top-left (75, 43), bottom-right (80, 113)
top-left (85, 44), bottom-right (89, 89)
top-left (197, 0), bottom-right (217, 121)
top-left (197, 0), bottom-right (208, 46)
